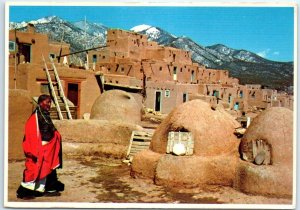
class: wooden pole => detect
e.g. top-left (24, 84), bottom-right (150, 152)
top-left (13, 29), bottom-right (18, 89)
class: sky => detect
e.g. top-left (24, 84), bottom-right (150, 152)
top-left (9, 5), bottom-right (295, 62)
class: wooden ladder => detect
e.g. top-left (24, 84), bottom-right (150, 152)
top-left (42, 55), bottom-right (72, 120)
top-left (124, 130), bottom-right (153, 163)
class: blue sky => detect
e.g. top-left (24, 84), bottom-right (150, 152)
top-left (9, 5), bottom-right (295, 62)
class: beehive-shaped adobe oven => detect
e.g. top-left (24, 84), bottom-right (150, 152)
top-left (239, 107), bottom-right (293, 166)
top-left (150, 100), bottom-right (240, 156)
top-left (235, 107), bottom-right (293, 198)
top-left (132, 100), bottom-right (241, 187)
top-left (90, 90), bottom-right (141, 125)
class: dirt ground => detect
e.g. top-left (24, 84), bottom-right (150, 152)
top-left (7, 155), bottom-right (292, 206)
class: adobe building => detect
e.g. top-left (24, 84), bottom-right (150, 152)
top-left (9, 25), bottom-right (293, 119)
top-left (8, 24), bottom-right (293, 162)
top-left (89, 29), bottom-right (292, 114)
top-left (8, 24), bottom-right (101, 160)
top-left (9, 24), bottom-right (100, 119)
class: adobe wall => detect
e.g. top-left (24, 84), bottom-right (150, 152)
top-left (106, 29), bottom-right (149, 60)
top-left (9, 28), bottom-right (70, 66)
top-left (143, 81), bottom-right (199, 113)
top-left (154, 47), bottom-right (192, 65)
top-left (48, 42), bottom-right (70, 63)
top-left (247, 89), bottom-right (267, 109)
top-left (12, 63), bottom-right (100, 118)
top-left (277, 94), bottom-right (294, 110)
top-left (197, 84), bottom-right (248, 111)
top-left (144, 81), bottom-right (177, 113)
top-left (227, 77), bottom-right (239, 85)
top-left (189, 94), bottom-right (217, 107)
top-left (246, 84), bottom-right (262, 89)
top-left (104, 74), bottom-right (133, 86)
top-left (142, 61), bottom-right (173, 82)
top-left (9, 30), bottom-right (49, 65)
top-left (175, 84), bottom-right (199, 105)
top-left (8, 89), bottom-right (33, 160)
top-left (54, 119), bottom-right (143, 158)
top-left (199, 69), bottom-right (225, 84)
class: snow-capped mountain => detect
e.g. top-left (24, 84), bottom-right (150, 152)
top-left (73, 20), bottom-right (107, 39)
top-left (131, 24), bottom-right (177, 45)
top-left (9, 18), bottom-right (293, 91)
top-left (131, 24), bottom-right (293, 90)
top-left (9, 16), bottom-right (57, 30)
top-left (10, 16), bottom-right (105, 54)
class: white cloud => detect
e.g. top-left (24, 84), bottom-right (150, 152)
top-left (257, 49), bottom-right (270, 58)
top-left (273, 51), bottom-right (280, 55)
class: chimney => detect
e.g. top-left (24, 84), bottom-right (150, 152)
top-left (27, 23), bottom-right (35, 33)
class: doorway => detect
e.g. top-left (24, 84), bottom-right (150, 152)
top-left (183, 93), bottom-right (188, 103)
top-left (67, 83), bottom-right (79, 106)
top-left (191, 70), bottom-right (195, 83)
top-left (155, 91), bottom-right (162, 112)
top-left (234, 102), bottom-right (239, 110)
top-left (18, 43), bottom-right (31, 63)
top-left (173, 67), bottom-right (177, 81)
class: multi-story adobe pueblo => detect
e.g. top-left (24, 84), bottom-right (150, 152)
top-left (8, 25), bottom-right (293, 119)
top-left (89, 29), bottom-right (293, 113)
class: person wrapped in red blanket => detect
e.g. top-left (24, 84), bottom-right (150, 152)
top-left (16, 94), bottom-right (64, 199)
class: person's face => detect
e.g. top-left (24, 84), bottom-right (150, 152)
top-left (39, 98), bottom-right (51, 112)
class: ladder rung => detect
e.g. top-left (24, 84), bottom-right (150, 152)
top-left (42, 55), bottom-right (73, 120)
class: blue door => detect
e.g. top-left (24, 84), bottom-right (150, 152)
top-left (234, 102), bottom-right (239, 110)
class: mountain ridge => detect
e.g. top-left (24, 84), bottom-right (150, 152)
top-left (9, 17), bottom-right (294, 92)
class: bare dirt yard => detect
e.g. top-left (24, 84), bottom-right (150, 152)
top-left (7, 155), bottom-right (292, 206)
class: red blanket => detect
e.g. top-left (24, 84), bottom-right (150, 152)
top-left (22, 112), bottom-right (61, 182)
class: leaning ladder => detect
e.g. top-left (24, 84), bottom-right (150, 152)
top-left (125, 130), bottom-right (153, 161)
top-left (42, 55), bottom-right (72, 120)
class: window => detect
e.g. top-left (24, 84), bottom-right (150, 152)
top-left (165, 90), bottom-right (170, 97)
top-left (93, 54), bottom-right (97, 63)
top-left (49, 53), bottom-right (56, 59)
top-left (239, 91), bottom-right (243, 98)
top-left (191, 70), bottom-right (195, 82)
top-left (9, 41), bottom-right (15, 51)
top-left (173, 67), bottom-right (177, 75)
top-left (213, 90), bottom-right (219, 98)
top-left (159, 66), bottom-right (162, 71)
top-left (40, 83), bottom-right (50, 94)
top-left (228, 94), bottom-right (232, 103)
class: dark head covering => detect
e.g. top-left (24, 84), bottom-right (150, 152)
top-left (38, 94), bottom-right (51, 105)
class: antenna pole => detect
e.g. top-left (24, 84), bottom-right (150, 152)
top-left (13, 28), bottom-right (18, 89)
top-left (84, 16), bottom-right (89, 70)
